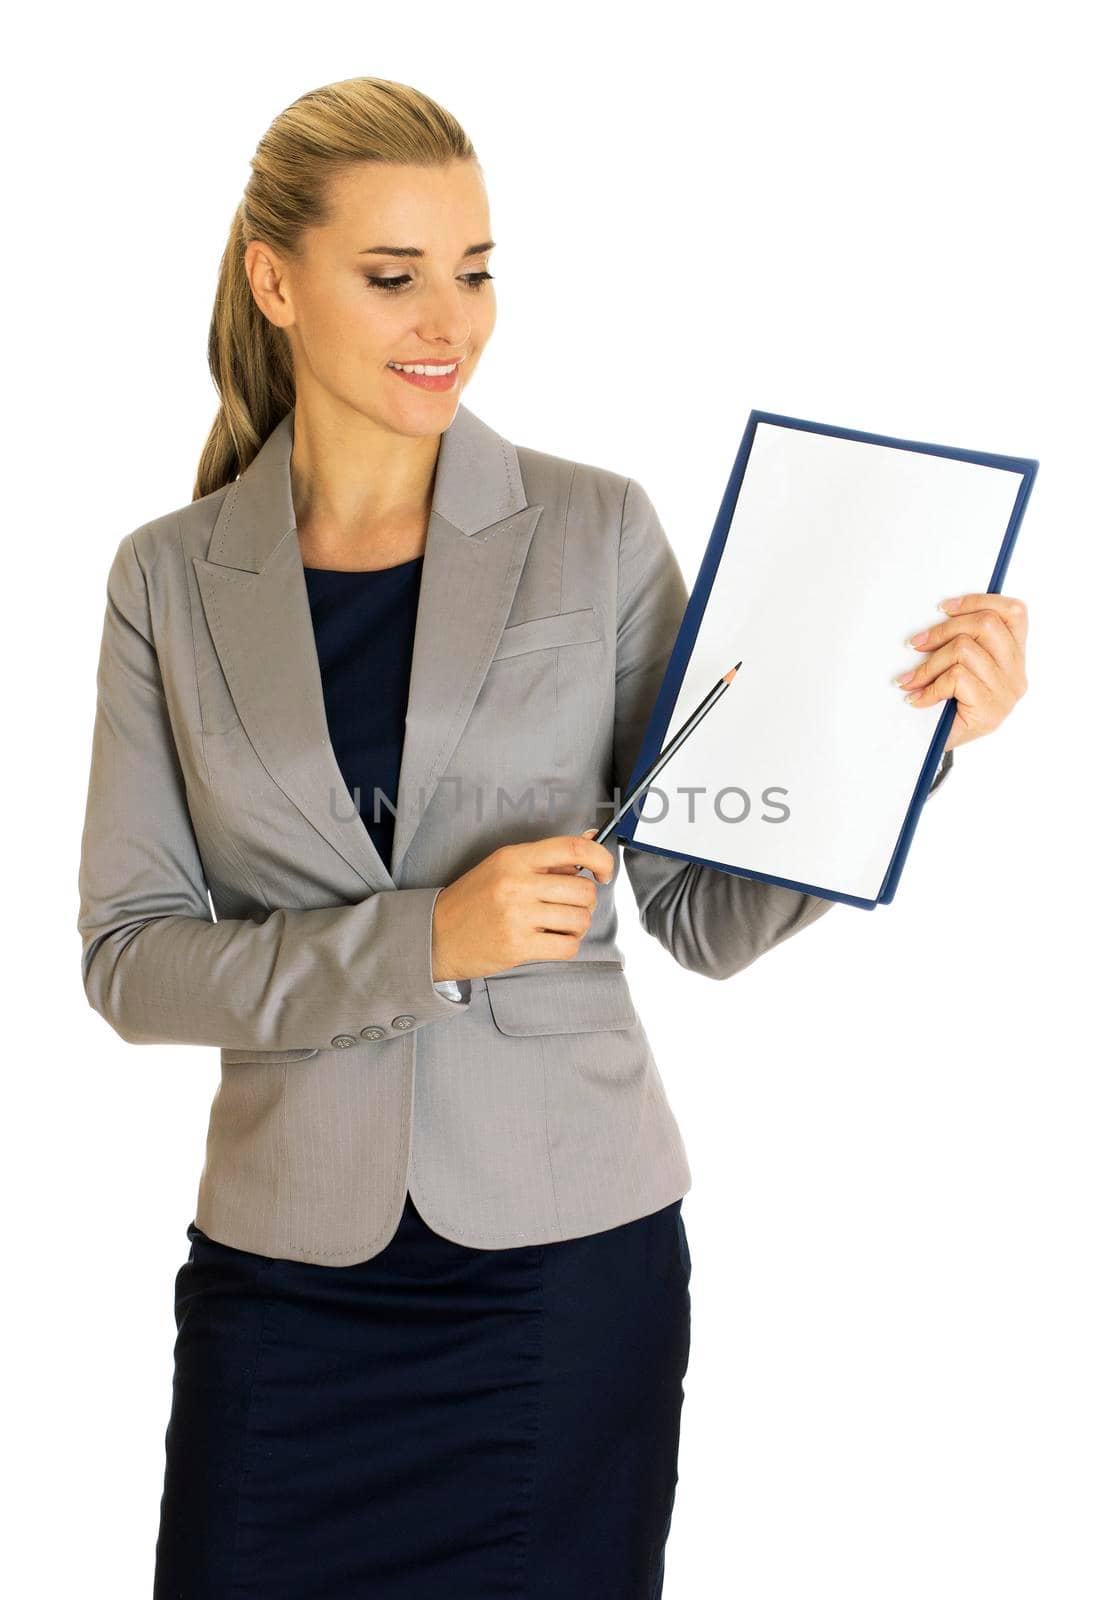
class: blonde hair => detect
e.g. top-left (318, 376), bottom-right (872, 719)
top-left (193, 76), bottom-right (476, 501)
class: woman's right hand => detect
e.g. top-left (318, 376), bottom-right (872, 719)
top-left (431, 829), bottom-right (614, 981)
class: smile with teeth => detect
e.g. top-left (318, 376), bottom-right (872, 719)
top-left (387, 360), bottom-right (460, 375)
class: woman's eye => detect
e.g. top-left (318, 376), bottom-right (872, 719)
top-left (364, 271), bottom-right (495, 294)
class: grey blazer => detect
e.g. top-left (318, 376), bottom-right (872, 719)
top-left (77, 402), bottom-right (952, 1266)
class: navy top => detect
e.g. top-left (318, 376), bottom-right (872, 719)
top-left (302, 554), bottom-right (424, 877)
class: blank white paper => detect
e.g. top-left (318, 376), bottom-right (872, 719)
top-left (629, 422), bottom-right (1024, 902)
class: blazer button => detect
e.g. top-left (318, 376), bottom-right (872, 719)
top-left (391, 1015), bottom-right (416, 1031)
top-left (331, 1033), bottom-right (358, 1049)
top-left (360, 1025), bottom-right (387, 1041)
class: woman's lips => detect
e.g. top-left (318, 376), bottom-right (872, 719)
top-left (387, 362), bottom-right (460, 393)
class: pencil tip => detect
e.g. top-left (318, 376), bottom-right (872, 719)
top-left (722, 659), bottom-right (743, 684)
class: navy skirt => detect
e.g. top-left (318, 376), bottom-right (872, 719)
top-left (153, 1190), bottom-right (691, 1598)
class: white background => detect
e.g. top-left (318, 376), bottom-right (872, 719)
top-left (7, 2), bottom-right (1107, 1594)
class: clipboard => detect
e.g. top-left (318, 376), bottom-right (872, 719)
top-left (615, 411), bottom-right (1038, 909)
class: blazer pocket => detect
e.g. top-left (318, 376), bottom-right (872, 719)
top-left (221, 1046), bottom-right (320, 1064)
top-left (490, 605), bottom-right (601, 662)
top-left (485, 961), bottom-right (637, 1035)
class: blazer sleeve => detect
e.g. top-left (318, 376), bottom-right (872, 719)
top-left (77, 532), bottom-right (470, 1052)
top-left (611, 476), bottom-right (954, 979)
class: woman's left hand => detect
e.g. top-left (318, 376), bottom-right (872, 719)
top-left (895, 593), bottom-right (1029, 751)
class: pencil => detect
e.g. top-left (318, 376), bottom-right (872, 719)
top-left (585, 659), bottom-right (744, 857)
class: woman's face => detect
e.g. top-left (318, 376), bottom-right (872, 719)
top-left (249, 158), bottom-right (496, 437)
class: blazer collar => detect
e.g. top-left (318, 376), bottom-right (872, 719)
top-left (206, 400), bottom-right (528, 573)
top-left (193, 401), bottom-right (543, 891)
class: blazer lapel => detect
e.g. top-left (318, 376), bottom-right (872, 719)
top-left (193, 403), bottom-right (542, 893)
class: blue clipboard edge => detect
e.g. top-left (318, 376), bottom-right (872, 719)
top-left (615, 408), bottom-right (1039, 910)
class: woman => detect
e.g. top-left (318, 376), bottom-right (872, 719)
top-left (77, 77), bottom-right (1029, 1598)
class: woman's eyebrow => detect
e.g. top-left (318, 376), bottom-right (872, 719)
top-left (357, 241), bottom-right (495, 258)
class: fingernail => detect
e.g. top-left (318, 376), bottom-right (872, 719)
top-left (908, 630), bottom-right (929, 646)
top-left (894, 670), bottom-right (914, 685)
top-left (939, 597), bottom-right (961, 612)
top-left (905, 690), bottom-right (922, 702)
